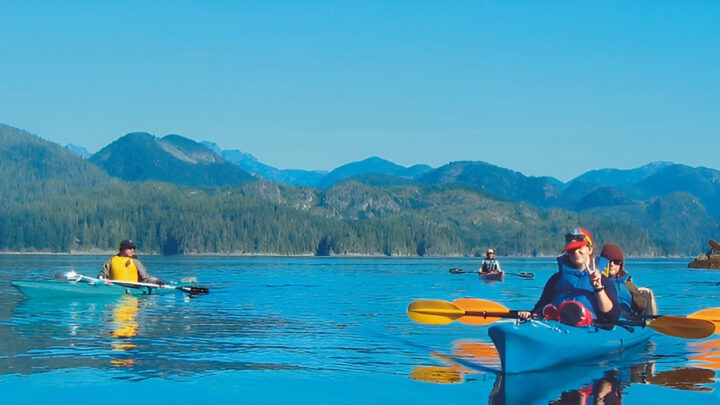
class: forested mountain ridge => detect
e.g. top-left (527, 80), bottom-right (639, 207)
top-left (90, 132), bottom-right (257, 186)
top-left (2, 123), bottom-right (719, 256)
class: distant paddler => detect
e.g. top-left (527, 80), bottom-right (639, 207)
top-left (98, 239), bottom-right (165, 286)
top-left (479, 248), bottom-right (503, 274)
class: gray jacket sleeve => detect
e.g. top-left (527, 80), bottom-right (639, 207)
top-left (134, 258), bottom-right (151, 282)
top-left (98, 259), bottom-right (111, 279)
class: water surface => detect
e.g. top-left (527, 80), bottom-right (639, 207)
top-left (0, 255), bottom-right (718, 404)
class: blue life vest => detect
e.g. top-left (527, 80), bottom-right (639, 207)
top-left (550, 258), bottom-right (600, 318)
top-left (611, 273), bottom-right (632, 308)
top-left (597, 256), bottom-right (634, 315)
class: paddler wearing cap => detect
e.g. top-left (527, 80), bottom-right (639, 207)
top-left (517, 228), bottom-right (619, 327)
top-left (479, 248), bottom-right (502, 274)
top-left (98, 239), bottom-right (165, 285)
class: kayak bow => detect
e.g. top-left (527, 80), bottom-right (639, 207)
top-left (488, 320), bottom-right (656, 374)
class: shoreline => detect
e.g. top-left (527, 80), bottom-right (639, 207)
top-left (0, 251), bottom-right (694, 259)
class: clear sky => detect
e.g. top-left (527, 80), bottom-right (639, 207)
top-left (2, 1), bottom-right (719, 182)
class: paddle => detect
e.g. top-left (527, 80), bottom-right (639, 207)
top-left (448, 268), bottom-right (534, 279)
top-left (407, 298), bottom-right (716, 339)
top-left (454, 298), bottom-right (716, 338)
top-left (688, 308), bottom-right (720, 334)
top-left (407, 298), bottom-right (519, 326)
top-left (57, 271), bottom-right (210, 295)
top-left (108, 279), bottom-right (209, 295)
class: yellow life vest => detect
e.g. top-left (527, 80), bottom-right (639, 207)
top-left (109, 255), bottom-right (139, 282)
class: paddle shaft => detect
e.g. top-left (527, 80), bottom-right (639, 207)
top-left (77, 274), bottom-right (209, 295)
top-left (463, 310), bottom-right (520, 319)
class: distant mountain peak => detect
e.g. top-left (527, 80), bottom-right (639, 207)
top-left (89, 132), bottom-right (255, 186)
top-left (65, 144), bottom-right (92, 159)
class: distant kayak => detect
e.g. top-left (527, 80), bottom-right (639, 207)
top-left (488, 319), bottom-right (654, 374)
top-left (448, 268), bottom-right (533, 279)
top-left (479, 271), bottom-right (504, 281)
top-left (449, 268), bottom-right (504, 280)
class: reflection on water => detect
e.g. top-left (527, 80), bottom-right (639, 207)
top-left (688, 338), bottom-right (720, 370)
top-left (109, 296), bottom-right (139, 367)
top-left (410, 339), bottom-right (718, 404)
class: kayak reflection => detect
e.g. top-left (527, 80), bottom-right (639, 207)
top-left (410, 341), bottom-right (717, 403)
top-left (109, 295), bottom-right (140, 367)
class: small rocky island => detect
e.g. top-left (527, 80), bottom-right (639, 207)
top-left (688, 239), bottom-right (720, 269)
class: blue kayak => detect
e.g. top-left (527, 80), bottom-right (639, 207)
top-left (488, 319), bottom-right (654, 374)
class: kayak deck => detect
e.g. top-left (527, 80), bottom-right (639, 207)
top-left (488, 319), bottom-right (654, 374)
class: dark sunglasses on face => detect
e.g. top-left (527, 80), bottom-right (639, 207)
top-left (610, 260), bottom-right (622, 265)
top-left (565, 233), bottom-right (592, 247)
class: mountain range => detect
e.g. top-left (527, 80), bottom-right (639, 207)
top-left (81, 130), bottom-right (720, 217)
top-left (2, 122), bottom-right (719, 256)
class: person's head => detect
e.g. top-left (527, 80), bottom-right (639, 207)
top-left (563, 228), bottom-right (594, 269)
top-left (118, 239), bottom-right (137, 256)
top-left (600, 243), bottom-right (625, 277)
top-left (486, 248), bottom-right (495, 258)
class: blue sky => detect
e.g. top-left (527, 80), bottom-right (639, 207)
top-left (2, 1), bottom-right (719, 181)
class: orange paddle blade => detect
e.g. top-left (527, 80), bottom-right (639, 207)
top-left (688, 308), bottom-right (720, 334)
top-left (648, 316), bottom-right (716, 339)
top-left (453, 298), bottom-right (511, 325)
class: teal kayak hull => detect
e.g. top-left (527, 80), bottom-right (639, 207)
top-left (488, 320), bottom-right (654, 374)
top-left (11, 280), bottom-right (178, 298)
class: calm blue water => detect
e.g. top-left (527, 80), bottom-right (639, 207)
top-left (0, 255), bottom-right (718, 404)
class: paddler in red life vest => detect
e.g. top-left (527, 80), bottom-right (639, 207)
top-left (98, 240), bottom-right (165, 285)
top-left (517, 228), bottom-right (619, 327)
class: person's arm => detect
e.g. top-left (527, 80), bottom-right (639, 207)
top-left (494, 260), bottom-right (502, 272)
top-left (98, 259), bottom-right (111, 279)
top-left (625, 279), bottom-right (648, 314)
top-left (518, 273), bottom-right (559, 319)
top-left (589, 266), bottom-right (615, 314)
top-left (595, 276), bottom-right (620, 323)
top-left (135, 259), bottom-right (165, 285)
top-left (532, 274), bottom-right (559, 314)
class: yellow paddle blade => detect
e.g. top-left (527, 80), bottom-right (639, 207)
top-left (688, 308), bottom-right (720, 334)
top-left (453, 298), bottom-right (510, 325)
top-left (409, 366), bottom-right (463, 384)
top-left (407, 299), bottom-right (464, 325)
top-left (648, 316), bottom-right (716, 339)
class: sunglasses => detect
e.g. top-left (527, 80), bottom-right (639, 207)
top-left (610, 260), bottom-right (623, 265)
top-left (565, 233), bottom-right (592, 247)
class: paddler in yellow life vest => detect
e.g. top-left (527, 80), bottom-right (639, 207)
top-left (98, 239), bottom-right (165, 285)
